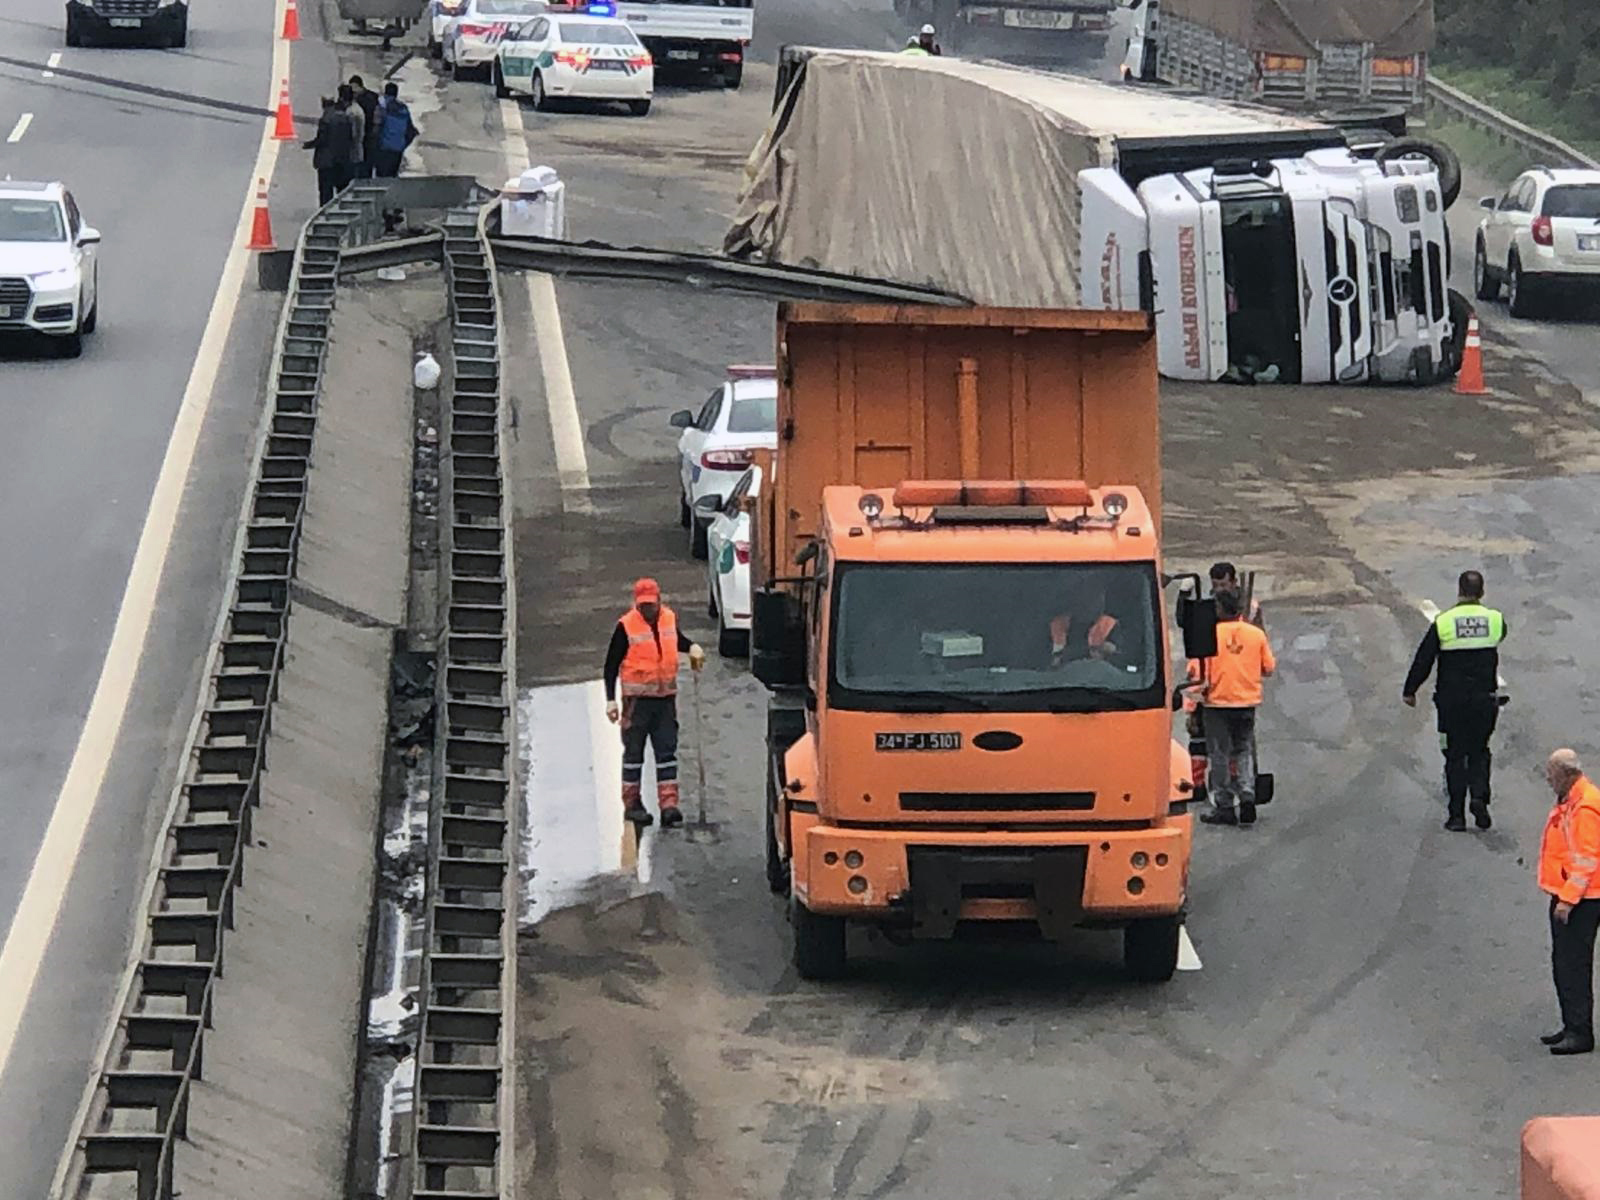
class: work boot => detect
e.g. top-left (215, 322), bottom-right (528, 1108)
top-left (1470, 799), bottom-right (1492, 830)
top-left (624, 805), bottom-right (654, 827)
top-left (660, 805), bottom-right (684, 829)
top-left (1238, 801), bottom-right (1257, 826)
top-left (1540, 1029), bottom-right (1569, 1046)
top-left (1548, 1032), bottom-right (1595, 1056)
top-left (1200, 807), bottom-right (1238, 827)
top-left (1443, 814), bottom-right (1467, 832)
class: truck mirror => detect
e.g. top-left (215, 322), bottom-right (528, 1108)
top-left (752, 587), bottom-right (807, 688)
top-left (1176, 593), bottom-right (1218, 660)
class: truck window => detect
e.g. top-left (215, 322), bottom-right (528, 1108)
top-left (829, 562), bottom-right (1163, 714)
top-left (1542, 186), bottom-right (1600, 219)
top-left (1219, 197), bottom-right (1301, 385)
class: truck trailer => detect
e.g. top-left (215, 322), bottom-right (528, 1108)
top-left (894, 0), bottom-right (1118, 55)
top-left (1121, 0), bottom-right (1433, 133)
top-left (751, 303), bottom-right (1209, 981)
top-left (731, 48), bottom-right (1463, 386)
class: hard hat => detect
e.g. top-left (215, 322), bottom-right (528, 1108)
top-left (633, 577), bottom-right (661, 603)
top-left (920, 23), bottom-right (935, 34)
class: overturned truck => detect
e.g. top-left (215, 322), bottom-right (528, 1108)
top-left (729, 49), bottom-right (1467, 386)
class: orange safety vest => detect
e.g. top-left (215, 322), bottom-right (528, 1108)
top-left (1186, 618), bottom-right (1275, 708)
top-left (1539, 775), bottom-right (1600, 904)
top-left (619, 605), bottom-right (680, 698)
top-left (1051, 613), bottom-right (1117, 654)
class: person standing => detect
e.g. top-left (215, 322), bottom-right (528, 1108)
top-left (371, 81), bottom-right (419, 179)
top-left (1192, 589), bottom-right (1276, 827)
top-left (1537, 749), bottom-right (1600, 1056)
top-left (1402, 570), bottom-right (1506, 831)
top-left (302, 95), bottom-right (355, 206)
top-left (1209, 561), bottom-right (1263, 628)
top-left (603, 578), bottom-right (706, 828)
top-left (349, 74), bottom-right (380, 179)
top-left (339, 83), bottom-right (365, 184)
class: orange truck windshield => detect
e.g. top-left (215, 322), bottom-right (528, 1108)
top-left (829, 562), bottom-right (1164, 712)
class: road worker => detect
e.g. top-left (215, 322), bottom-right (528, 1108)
top-left (603, 578), bottom-right (706, 828)
top-left (1209, 561), bottom-right (1263, 628)
top-left (1049, 583), bottom-right (1118, 666)
top-left (1538, 749), bottom-right (1600, 1056)
top-left (917, 23), bottom-right (942, 54)
top-left (1402, 570), bottom-right (1506, 831)
top-left (1190, 589), bottom-right (1275, 827)
top-left (901, 35), bottom-right (930, 54)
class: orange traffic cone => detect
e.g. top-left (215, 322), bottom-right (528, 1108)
top-left (281, 0), bottom-right (300, 39)
top-left (247, 178), bottom-right (276, 250)
top-left (271, 81), bottom-right (295, 140)
top-left (1453, 313), bottom-right (1488, 395)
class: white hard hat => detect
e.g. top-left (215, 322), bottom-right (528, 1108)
top-left (920, 23), bottom-right (935, 34)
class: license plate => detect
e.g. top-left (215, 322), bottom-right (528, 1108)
top-left (1579, 235), bottom-right (1600, 251)
top-left (667, 49), bottom-right (698, 60)
top-left (108, 16), bottom-right (143, 26)
top-left (0, 305), bottom-right (11, 319)
top-left (876, 732), bottom-right (961, 752)
top-left (590, 59), bottom-right (623, 69)
top-left (1002, 8), bottom-right (1077, 29)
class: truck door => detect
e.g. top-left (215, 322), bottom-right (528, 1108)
top-left (1136, 175), bottom-right (1227, 381)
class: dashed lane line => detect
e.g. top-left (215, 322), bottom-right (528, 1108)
top-left (43, 52), bottom-right (60, 78)
top-left (6, 113), bottom-right (32, 143)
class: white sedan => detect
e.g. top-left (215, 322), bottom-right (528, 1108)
top-left (440, 0), bottom-right (548, 79)
top-left (493, 11), bottom-right (653, 114)
top-left (0, 180), bottom-right (100, 358)
top-left (669, 365), bottom-right (777, 559)
top-left (705, 464), bottom-right (761, 657)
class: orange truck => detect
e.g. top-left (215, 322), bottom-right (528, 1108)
top-left (750, 303), bottom-right (1210, 980)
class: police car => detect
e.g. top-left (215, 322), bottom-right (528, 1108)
top-left (439, 0), bottom-right (549, 80)
top-left (669, 365), bottom-right (776, 559)
top-left (0, 181), bottom-right (100, 358)
top-left (493, 7), bottom-right (653, 113)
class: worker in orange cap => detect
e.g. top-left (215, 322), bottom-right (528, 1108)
top-left (1538, 749), bottom-right (1600, 1055)
top-left (603, 578), bottom-right (705, 827)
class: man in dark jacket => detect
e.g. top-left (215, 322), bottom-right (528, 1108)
top-left (303, 95), bottom-right (355, 206)
top-left (349, 74), bottom-right (380, 178)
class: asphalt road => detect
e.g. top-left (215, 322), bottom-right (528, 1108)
top-left (0, 0), bottom-right (299, 1187)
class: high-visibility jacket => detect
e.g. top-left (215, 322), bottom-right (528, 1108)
top-left (1540, 774), bottom-right (1600, 904)
top-left (619, 605), bottom-right (681, 698)
top-left (1187, 618), bottom-right (1275, 708)
top-left (1050, 613), bottom-right (1116, 655)
top-left (1435, 602), bottom-right (1505, 651)
top-left (900, 45), bottom-right (929, 54)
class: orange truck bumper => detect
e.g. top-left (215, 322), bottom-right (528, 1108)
top-left (1523, 1117), bottom-right (1600, 1200)
top-left (794, 817), bottom-right (1189, 935)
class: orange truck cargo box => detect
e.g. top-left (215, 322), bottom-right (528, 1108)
top-left (1524, 1117), bottom-right (1600, 1200)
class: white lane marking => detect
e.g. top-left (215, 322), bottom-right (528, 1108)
top-left (43, 53), bottom-right (61, 78)
top-left (11, 0), bottom-right (292, 1145)
top-left (6, 114), bottom-right (32, 143)
top-left (1177, 925), bottom-right (1203, 971)
top-left (499, 97), bottom-right (593, 514)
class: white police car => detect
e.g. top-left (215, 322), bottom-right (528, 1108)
top-left (493, 8), bottom-right (653, 114)
top-left (0, 181), bottom-right (100, 358)
top-left (669, 365), bottom-right (777, 559)
top-left (439, 0), bottom-right (549, 79)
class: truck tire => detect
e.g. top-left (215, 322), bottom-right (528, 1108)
top-left (65, 12), bottom-right (83, 46)
top-left (791, 895), bottom-right (846, 980)
top-left (1123, 915), bottom-right (1180, 983)
top-left (765, 769), bottom-right (789, 895)
top-left (168, 11), bottom-right (187, 47)
top-left (1473, 236), bottom-right (1500, 301)
top-left (1377, 137), bottom-right (1462, 211)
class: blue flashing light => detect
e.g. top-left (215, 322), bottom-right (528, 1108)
top-left (585, 1), bottom-right (615, 13)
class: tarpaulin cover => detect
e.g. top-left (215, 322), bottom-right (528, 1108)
top-left (1159, 0), bottom-right (1434, 56)
top-left (726, 50), bottom-right (1327, 306)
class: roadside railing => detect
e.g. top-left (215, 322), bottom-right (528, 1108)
top-left (1424, 77), bottom-right (1600, 170)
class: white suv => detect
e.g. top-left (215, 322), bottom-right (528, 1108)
top-left (1474, 167), bottom-right (1600, 317)
top-left (0, 180), bottom-right (100, 357)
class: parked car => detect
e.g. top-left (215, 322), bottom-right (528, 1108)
top-left (0, 180), bottom-right (100, 358)
top-left (669, 365), bottom-right (777, 559)
top-left (439, 0), bottom-right (548, 79)
top-left (493, 10), bottom-right (653, 114)
top-left (1475, 167), bottom-right (1600, 317)
top-left (704, 464), bottom-right (761, 657)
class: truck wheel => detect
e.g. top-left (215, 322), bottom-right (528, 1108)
top-left (1123, 915), bottom-right (1180, 983)
top-left (65, 13), bottom-right (83, 46)
top-left (765, 770), bottom-right (789, 895)
top-left (791, 895), bottom-right (846, 980)
top-left (1376, 137), bottom-right (1462, 210)
top-left (168, 12), bottom-right (187, 47)
top-left (1473, 237), bottom-right (1499, 302)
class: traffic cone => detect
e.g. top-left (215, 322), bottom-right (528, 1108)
top-left (1453, 313), bottom-right (1488, 395)
top-left (281, 0), bottom-right (300, 40)
top-left (271, 81), bottom-right (295, 140)
top-left (247, 178), bottom-right (276, 250)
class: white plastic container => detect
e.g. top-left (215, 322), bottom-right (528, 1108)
top-left (499, 166), bottom-right (566, 239)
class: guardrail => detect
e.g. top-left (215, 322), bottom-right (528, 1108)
top-left (1424, 77), bottom-right (1600, 170)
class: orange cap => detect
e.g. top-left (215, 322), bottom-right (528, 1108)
top-left (633, 577), bottom-right (661, 603)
